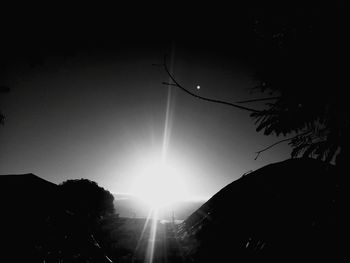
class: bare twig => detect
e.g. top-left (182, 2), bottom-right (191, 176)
top-left (254, 131), bottom-right (311, 160)
top-left (155, 55), bottom-right (304, 160)
top-left (160, 55), bottom-right (262, 113)
top-left (254, 137), bottom-right (293, 160)
top-left (236, 97), bottom-right (280, 104)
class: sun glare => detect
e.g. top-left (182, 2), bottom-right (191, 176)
top-left (131, 160), bottom-right (189, 208)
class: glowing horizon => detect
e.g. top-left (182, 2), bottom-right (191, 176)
top-left (129, 46), bottom-right (193, 210)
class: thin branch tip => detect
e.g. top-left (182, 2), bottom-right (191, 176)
top-left (160, 56), bottom-right (262, 113)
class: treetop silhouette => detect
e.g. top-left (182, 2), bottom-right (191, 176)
top-left (160, 4), bottom-right (348, 166)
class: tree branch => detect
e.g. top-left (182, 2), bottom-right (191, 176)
top-left (236, 97), bottom-right (280, 104)
top-left (160, 56), bottom-right (262, 113)
top-left (157, 55), bottom-right (309, 160)
top-left (254, 131), bottom-right (311, 160)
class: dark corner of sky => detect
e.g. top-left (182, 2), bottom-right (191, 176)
top-left (0, 4), bottom-right (262, 65)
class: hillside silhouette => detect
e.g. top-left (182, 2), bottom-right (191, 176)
top-left (180, 158), bottom-right (345, 262)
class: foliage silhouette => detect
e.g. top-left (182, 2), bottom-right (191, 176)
top-left (160, 4), bottom-right (348, 166)
top-left (0, 174), bottom-right (116, 262)
top-left (60, 179), bottom-right (115, 222)
top-left (249, 4), bottom-right (348, 165)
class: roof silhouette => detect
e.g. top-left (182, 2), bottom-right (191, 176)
top-left (182, 158), bottom-right (344, 262)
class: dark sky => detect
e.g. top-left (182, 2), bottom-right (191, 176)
top-left (0, 6), bottom-right (299, 199)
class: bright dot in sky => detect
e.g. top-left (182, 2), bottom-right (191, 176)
top-left (196, 85), bottom-right (200, 90)
top-left (131, 160), bottom-right (189, 208)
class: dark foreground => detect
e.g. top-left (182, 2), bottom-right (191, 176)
top-left (181, 158), bottom-right (346, 262)
top-left (0, 174), bottom-right (190, 262)
top-left (95, 216), bottom-right (188, 263)
top-left (0, 158), bottom-right (346, 262)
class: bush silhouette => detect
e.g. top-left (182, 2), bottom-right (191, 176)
top-left (59, 179), bottom-right (115, 222)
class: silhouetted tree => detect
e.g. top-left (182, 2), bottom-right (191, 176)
top-left (161, 4), bottom-right (348, 166)
top-left (59, 179), bottom-right (115, 222)
top-left (248, 4), bottom-right (348, 166)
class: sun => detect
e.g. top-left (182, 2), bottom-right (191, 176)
top-left (131, 160), bottom-right (188, 208)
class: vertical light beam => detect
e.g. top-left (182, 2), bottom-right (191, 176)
top-left (146, 209), bottom-right (159, 263)
top-left (161, 44), bottom-right (176, 162)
